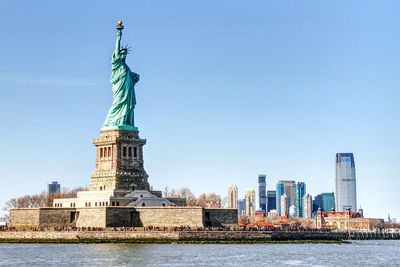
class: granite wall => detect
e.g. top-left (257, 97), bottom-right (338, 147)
top-left (76, 208), bottom-right (107, 228)
top-left (10, 207), bottom-right (237, 228)
top-left (39, 208), bottom-right (76, 228)
top-left (106, 207), bottom-right (140, 227)
top-left (9, 209), bottom-right (40, 228)
top-left (204, 208), bottom-right (238, 227)
top-left (135, 207), bottom-right (204, 227)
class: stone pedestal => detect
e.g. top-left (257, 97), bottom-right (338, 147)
top-left (90, 129), bottom-right (150, 192)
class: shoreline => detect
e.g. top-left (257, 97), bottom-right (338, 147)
top-left (0, 238), bottom-right (345, 244)
top-left (0, 230), bottom-right (346, 244)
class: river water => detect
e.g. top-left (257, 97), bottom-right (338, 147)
top-left (0, 240), bottom-right (399, 266)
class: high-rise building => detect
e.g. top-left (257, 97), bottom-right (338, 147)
top-left (294, 182), bottom-right (306, 217)
top-left (289, 205), bottom-right (296, 217)
top-left (280, 194), bottom-right (288, 217)
top-left (258, 174), bottom-right (267, 215)
top-left (47, 181), bottom-right (60, 195)
top-left (313, 193), bottom-right (335, 212)
top-left (276, 180), bottom-right (295, 215)
top-left (238, 199), bottom-right (246, 216)
top-left (302, 194), bottom-right (312, 218)
top-left (335, 153), bottom-right (357, 212)
top-left (267, 190), bottom-right (276, 212)
top-left (245, 188), bottom-right (256, 217)
top-left (227, 184), bottom-right (238, 209)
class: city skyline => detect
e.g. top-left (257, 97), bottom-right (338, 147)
top-left (0, 1), bottom-right (399, 220)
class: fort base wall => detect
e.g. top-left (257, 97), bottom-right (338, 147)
top-left (204, 208), bottom-right (238, 227)
top-left (10, 207), bottom-right (237, 229)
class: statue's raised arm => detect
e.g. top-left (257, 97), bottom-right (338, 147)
top-left (115, 29), bottom-right (122, 56)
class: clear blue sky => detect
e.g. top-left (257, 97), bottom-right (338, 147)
top-left (0, 1), bottom-right (399, 219)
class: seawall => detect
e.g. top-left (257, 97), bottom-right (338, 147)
top-left (0, 231), bottom-right (346, 243)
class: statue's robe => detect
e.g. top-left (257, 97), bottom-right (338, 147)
top-left (104, 50), bottom-right (140, 127)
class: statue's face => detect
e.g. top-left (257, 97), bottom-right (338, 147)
top-left (120, 50), bottom-right (128, 60)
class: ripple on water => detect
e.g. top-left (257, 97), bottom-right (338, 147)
top-left (0, 241), bottom-right (399, 266)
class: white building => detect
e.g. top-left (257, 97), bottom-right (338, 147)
top-left (281, 194), bottom-right (288, 217)
top-left (245, 188), bottom-right (255, 217)
top-left (227, 184), bottom-right (238, 209)
top-left (302, 194), bottom-right (313, 218)
top-left (289, 205), bottom-right (296, 217)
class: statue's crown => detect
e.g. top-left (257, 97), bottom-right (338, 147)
top-left (121, 45), bottom-right (131, 53)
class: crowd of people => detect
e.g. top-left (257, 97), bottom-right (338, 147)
top-left (1, 225), bottom-right (331, 232)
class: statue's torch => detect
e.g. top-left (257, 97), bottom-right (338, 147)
top-left (116, 20), bottom-right (124, 30)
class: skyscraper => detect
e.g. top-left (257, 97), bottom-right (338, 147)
top-left (238, 199), bottom-right (246, 216)
top-left (289, 205), bottom-right (296, 217)
top-left (267, 190), bottom-right (276, 213)
top-left (245, 188), bottom-right (256, 217)
top-left (47, 181), bottom-right (60, 195)
top-left (294, 182), bottom-right (306, 217)
top-left (276, 180), bottom-right (295, 215)
top-left (302, 194), bottom-right (312, 218)
top-left (313, 193), bottom-right (335, 212)
top-left (227, 184), bottom-right (238, 209)
top-left (258, 174), bottom-right (266, 215)
top-left (280, 194), bottom-right (288, 217)
top-left (335, 153), bottom-right (357, 212)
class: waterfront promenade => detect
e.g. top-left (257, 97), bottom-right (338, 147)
top-left (2, 224), bottom-right (399, 243)
top-left (0, 230), bottom-right (345, 243)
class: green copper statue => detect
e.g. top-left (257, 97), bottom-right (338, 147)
top-left (103, 21), bottom-right (140, 131)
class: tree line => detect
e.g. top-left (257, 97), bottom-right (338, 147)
top-left (2, 186), bottom-right (226, 210)
top-left (163, 186), bottom-right (226, 208)
top-left (2, 187), bottom-right (87, 211)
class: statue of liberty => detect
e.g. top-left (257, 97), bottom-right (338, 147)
top-left (103, 21), bottom-right (140, 131)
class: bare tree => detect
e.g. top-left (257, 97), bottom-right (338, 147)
top-left (3, 198), bottom-right (19, 211)
top-left (160, 187), bottom-right (225, 208)
top-left (205, 193), bottom-right (222, 208)
top-left (178, 187), bottom-right (198, 206)
top-left (197, 193), bottom-right (207, 207)
top-left (3, 187), bottom-right (88, 210)
top-left (220, 196), bottom-right (227, 208)
top-left (163, 186), bottom-right (170, 198)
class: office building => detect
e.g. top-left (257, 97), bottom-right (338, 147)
top-left (302, 194), bottom-right (312, 218)
top-left (47, 181), bottom-right (61, 195)
top-left (294, 182), bottom-right (306, 217)
top-left (238, 199), bottom-right (246, 216)
top-left (258, 174), bottom-right (266, 215)
top-left (276, 180), bottom-right (295, 215)
top-left (313, 192), bottom-right (335, 212)
top-left (227, 184), bottom-right (238, 209)
top-left (280, 194), bottom-right (288, 217)
top-left (289, 205), bottom-right (296, 217)
top-left (335, 153), bottom-right (357, 212)
top-left (245, 188), bottom-right (256, 217)
top-left (267, 190), bottom-right (276, 213)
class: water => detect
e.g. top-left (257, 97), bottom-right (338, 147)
top-left (0, 240), bottom-right (399, 266)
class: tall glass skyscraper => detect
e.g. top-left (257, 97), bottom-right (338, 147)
top-left (276, 183), bottom-right (284, 216)
top-left (258, 174), bottom-right (266, 215)
top-left (238, 199), bottom-right (246, 216)
top-left (276, 180), bottom-right (295, 216)
top-left (294, 182), bottom-right (306, 217)
top-left (267, 190), bottom-right (276, 213)
top-left (313, 192), bottom-right (335, 212)
top-left (47, 181), bottom-right (60, 195)
top-left (335, 153), bottom-right (357, 212)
